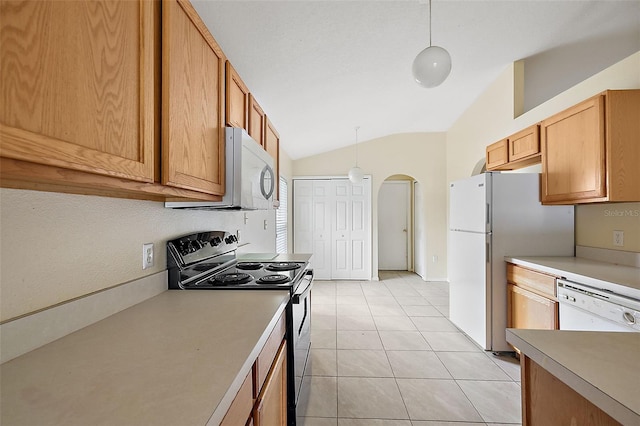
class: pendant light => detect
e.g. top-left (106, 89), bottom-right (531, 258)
top-left (412, 0), bottom-right (451, 88)
top-left (348, 126), bottom-right (364, 184)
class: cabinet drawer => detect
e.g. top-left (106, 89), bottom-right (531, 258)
top-left (255, 311), bottom-right (286, 395)
top-left (507, 284), bottom-right (558, 330)
top-left (221, 370), bottom-right (253, 426)
top-left (507, 263), bottom-right (556, 299)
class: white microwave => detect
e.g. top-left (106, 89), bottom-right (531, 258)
top-left (165, 127), bottom-right (275, 210)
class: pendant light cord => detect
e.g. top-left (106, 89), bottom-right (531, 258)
top-left (429, 0), bottom-right (432, 47)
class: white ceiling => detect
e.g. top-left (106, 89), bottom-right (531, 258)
top-left (192, 1), bottom-right (640, 159)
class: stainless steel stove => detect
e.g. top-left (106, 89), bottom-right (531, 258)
top-left (167, 231), bottom-right (312, 425)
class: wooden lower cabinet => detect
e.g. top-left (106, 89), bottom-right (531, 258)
top-left (521, 355), bottom-right (621, 426)
top-left (507, 263), bottom-right (558, 333)
top-left (254, 340), bottom-right (287, 426)
top-left (222, 311), bottom-right (287, 426)
top-left (508, 284), bottom-right (558, 330)
top-left (221, 372), bottom-right (254, 426)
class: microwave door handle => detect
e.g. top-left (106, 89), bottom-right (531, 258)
top-left (260, 165), bottom-right (275, 200)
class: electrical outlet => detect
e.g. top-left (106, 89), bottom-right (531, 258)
top-left (613, 230), bottom-right (624, 247)
top-left (432, 255), bottom-right (438, 263)
top-left (143, 243), bottom-right (154, 269)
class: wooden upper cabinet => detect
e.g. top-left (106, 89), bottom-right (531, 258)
top-left (265, 117), bottom-right (280, 203)
top-left (486, 139), bottom-right (508, 170)
top-left (0, 0), bottom-right (156, 182)
top-left (248, 94), bottom-right (266, 147)
top-left (486, 124), bottom-right (541, 171)
top-left (226, 61), bottom-right (250, 130)
top-left (541, 90), bottom-right (640, 204)
top-left (162, 0), bottom-right (225, 195)
top-left (509, 124), bottom-right (540, 162)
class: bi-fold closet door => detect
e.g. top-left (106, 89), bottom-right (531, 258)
top-left (293, 178), bottom-right (371, 280)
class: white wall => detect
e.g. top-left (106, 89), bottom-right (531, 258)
top-left (293, 132), bottom-right (447, 281)
top-left (0, 188), bottom-right (276, 321)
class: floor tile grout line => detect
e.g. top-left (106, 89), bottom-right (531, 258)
top-left (312, 274), bottom-right (521, 425)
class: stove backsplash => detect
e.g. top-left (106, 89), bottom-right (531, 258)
top-left (0, 188), bottom-right (277, 323)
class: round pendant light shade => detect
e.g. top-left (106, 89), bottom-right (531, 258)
top-left (348, 166), bottom-right (364, 184)
top-left (412, 45), bottom-right (451, 88)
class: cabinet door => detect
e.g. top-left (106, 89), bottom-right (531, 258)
top-left (254, 340), bottom-right (287, 426)
top-left (507, 284), bottom-right (558, 330)
top-left (220, 371), bottom-right (253, 426)
top-left (265, 117), bottom-right (280, 202)
top-left (162, 0), bottom-right (225, 195)
top-left (0, 0), bottom-right (156, 182)
top-left (509, 125), bottom-right (540, 162)
top-left (486, 139), bottom-right (508, 170)
top-left (541, 95), bottom-right (606, 203)
top-left (226, 61), bottom-right (249, 129)
top-left (248, 94), bottom-right (265, 147)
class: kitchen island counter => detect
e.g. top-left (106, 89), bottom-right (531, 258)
top-left (506, 328), bottom-right (640, 425)
top-left (0, 290), bottom-right (289, 426)
top-left (505, 256), bottom-right (640, 297)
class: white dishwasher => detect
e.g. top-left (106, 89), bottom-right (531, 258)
top-left (557, 279), bottom-right (640, 332)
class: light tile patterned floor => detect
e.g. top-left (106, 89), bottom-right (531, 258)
top-left (298, 271), bottom-right (522, 426)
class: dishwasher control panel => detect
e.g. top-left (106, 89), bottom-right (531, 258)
top-left (557, 280), bottom-right (640, 332)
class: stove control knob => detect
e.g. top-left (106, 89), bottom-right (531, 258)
top-left (178, 242), bottom-right (190, 256)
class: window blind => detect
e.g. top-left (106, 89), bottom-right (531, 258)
top-left (276, 177), bottom-right (288, 253)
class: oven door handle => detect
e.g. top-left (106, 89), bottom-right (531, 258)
top-left (292, 269), bottom-right (313, 304)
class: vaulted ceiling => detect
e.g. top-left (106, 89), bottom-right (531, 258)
top-left (192, 1), bottom-right (640, 159)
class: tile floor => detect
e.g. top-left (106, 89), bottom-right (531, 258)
top-left (297, 271), bottom-right (522, 426)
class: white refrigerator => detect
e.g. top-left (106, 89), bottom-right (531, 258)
top-left (448, 172), bottom-right (574, 352)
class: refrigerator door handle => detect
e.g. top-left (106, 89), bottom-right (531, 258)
top-left (486, 203), bottom-right (490, 227)
top-left (486, 240), bottom-right (491, 264)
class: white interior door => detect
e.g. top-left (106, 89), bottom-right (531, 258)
top-left (378, 181), bottom-right (410, 270)
top-left (331, 180), bottom-right (351, 279)
top-left (312, 180), bottom-right (332, 279)
top-left (348, 179), bottom-right (370, 279)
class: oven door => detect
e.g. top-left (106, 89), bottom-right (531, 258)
top-left (290, 269), bottom-right (313, 419)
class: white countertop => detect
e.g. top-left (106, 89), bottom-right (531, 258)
top-left (0, 290), bottom-right (289, 426)
top-left (506, 329), bottom-right (640, 425)
top-left (505, 256), bottom-right (640, 298)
